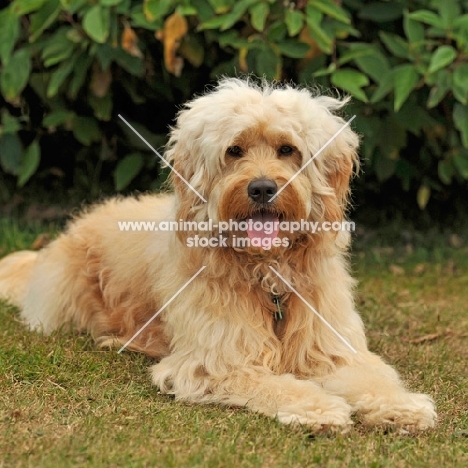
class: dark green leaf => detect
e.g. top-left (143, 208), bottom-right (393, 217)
top-left (0, 7), bottom-right (20, 65)
top-left (0, 49), bottom-right (31, 102)
top-left (267, 21), bottom-right (287, 42)
top-left (453, 14), bottom-right (468, 30)
top-left (393, 64), bottom-right (419, 111)
top-left (378, 115), bottom-right (407, 159)
top-left (60, 0), bottom-right (89, 14)
top-left (13, 0), bottom-right (46, 14)
top-left (177, 5), bottom-right (197, 16)
top-left (453, 104), bottom-right (468, 148)
top-left (395, 103), bottom-right (435, 136)
top-left (130, 6), bottom-right (161, 29)
top-left (190, 0), bottom-right (214, 22)
top-left (308, 0), bottom-right (350, 24)
top-left (113, 48), bottom-right (144, 76)
top-left (0, 133), bottom-right (23, 175)
top-left (313, 63), bottom-right (336, 78)
top-left (331, 69), bottom-right (369, 102)
top-left (453, 84), bottom-right (468, 105)
top-left (250, 3), bottom-right (269, 32)
top-left (354, 50), bottom-right (390, 82)
top-left (207, 0), bottom-right (232, 14)
top-left (219, 0), bottom-right (257, 31)
top-left (144, 0), bottom-right (174, 21)
top-left (438, 159), bottom-right (454, 184)
top-left (69, 54), bottom-right (92, 99)
top-left (254, 47), bottom-right (280, 80)
top-left (394, 159), bottom-right (414, 191)
top-left (94, 44), bottom-right (144, 76)
top-left (453, 152), bottom-right (468, 178)
top-left (379, 32), bottom-right (409, 59)
top-left (337, 45), bottom-right (375, 66)
top-left (218, 31), bottom-right (250, 48)
top-left (72, 116), bottom-right (101, 146)
top-left (427, 70), bottom-right (451, 108)
top-left (373, 150), bottom-right (396, 181)
top-left (43, 110), bottom-right (75, 127)
top-left (101, 0), bottom-right (123, 6)
top-left (306, 14), bottom-right (332, 53)
top-left (47, 56), bottom-right (77, 97)
top-left (83, 5), bottom-right (110, 44)
top-left (198, 15), bottom-right (228, 30)
top-left (428, 46), bottom-right (457, 74)
top-left (403, 10), bottom-right (425, 43)
top-left (89, 93), bottom-right (113, 121)
top-left (452, 64), bottom-right (468, 105)
top-left (29, 72), bottom-right (50, 102)
top-left (94, 44), bottom-right (114, 71)
top-left (353, 116), bottom-right (381, 160)
top-left (114, 153), bottom-right (144, 190)
top-left (438, 0), bottom-right (460, 28)
top-left (179, 35), bottom-right (205, 67)
top-left (285, 9), bottom-right (303, 36)
top-left (277, 41), bottom-right (310, 58)
top-left (358, 2), bottom-right (404, 23)
top-left (371, 71), bottom-right (394, 103)
top-left (1, 110), bottom-right (21, 135)
top-left (29, 0), bottom-right (61, 42)
top-left (115, 0), bottom-right (133, 15)
top-left (42, 33), bottom-right (75, 67)
top-left (18, 140), bottom-right (41, 187)
top-left (408, 10), bottom-right (443, 28)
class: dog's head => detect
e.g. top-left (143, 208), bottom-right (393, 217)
top-left (165, 78), bottom-right (359, 252)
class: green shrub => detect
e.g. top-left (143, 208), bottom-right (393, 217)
top-left (0, 0), bottom-right (467, 211)
top-left (325, 0), bottom-right (468, 210)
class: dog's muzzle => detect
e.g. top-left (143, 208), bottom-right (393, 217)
top-left (247, 178), bottom-right (277, 205)
top-left (246, 178), bottom-right (280, 242)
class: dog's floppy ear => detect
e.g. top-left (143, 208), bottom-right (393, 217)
top-left (165, 87), bottom-right (228, 203)
top-left (164, 96), bottom-right (224, 235)
top-left (164, 134), bottom-right (205, 229)
top-left (326, 121), bottom-right (359, 208)
top-left (304, 95), bottom-right (359, 210)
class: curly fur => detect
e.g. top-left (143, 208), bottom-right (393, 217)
top-left (0, 78), bottom-right (436, 432)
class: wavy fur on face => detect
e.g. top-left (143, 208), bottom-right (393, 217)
top-left (0, 78), bottom-right (436, 433)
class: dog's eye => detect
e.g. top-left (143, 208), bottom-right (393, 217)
top-left (227, 146), bottom-right (243, 157)
top-left (278, 145), bottom-right (294, 156)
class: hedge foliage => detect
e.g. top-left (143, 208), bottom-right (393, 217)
top-left (0, 0), bottom-right (467, 210)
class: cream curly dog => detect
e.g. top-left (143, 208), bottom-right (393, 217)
top-left (0, 79), bottom-right (436, 432)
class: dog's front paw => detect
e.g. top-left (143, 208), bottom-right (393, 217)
top-left (360, 392), bottom-right (437, 431)
top-left (277, 396), bottom-right (353, 434)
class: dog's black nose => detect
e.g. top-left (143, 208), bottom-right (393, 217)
top-left (247, 179), bottom-right (277, 204)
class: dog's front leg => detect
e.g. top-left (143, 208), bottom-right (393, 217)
top-left (151, 355), bottom-right (353, 433)
top-left (315, 352), bottom-right (437, 431)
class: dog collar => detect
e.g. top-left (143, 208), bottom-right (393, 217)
top-left (272, 295), bottom-right (283, 321)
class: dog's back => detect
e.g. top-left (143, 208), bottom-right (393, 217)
top-left (0, 194), bottom-right (175, 357)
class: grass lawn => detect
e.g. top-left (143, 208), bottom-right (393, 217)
top-left (0, 219), bottom-right (467, 467)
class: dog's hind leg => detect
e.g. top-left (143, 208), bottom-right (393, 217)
top-left (1, 234), bottom-right (171, 358)
top-left (0, 251), bottom-right (38, 307)
top-left (13, 239), bottom-right (85, 334)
